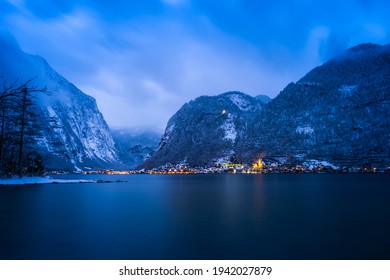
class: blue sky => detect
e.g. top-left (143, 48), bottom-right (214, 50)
top-left (1, 0), bottom-right (389, 130)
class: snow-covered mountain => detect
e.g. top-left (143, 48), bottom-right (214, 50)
top-left (144, 43), bottom-right (390, 169)
top-left (253, 43), bottom-right (390, 167)
top-left (0, 33), bottom-right (120, 170)
top-left (111, 128), bottom-right (161, 168)
top-left (142, 91), bottom-right (267, 168)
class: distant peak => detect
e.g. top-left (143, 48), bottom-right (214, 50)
top-left (348, 43), bottom-right (381, 53)
top-left (255, 95), bottom-right (271, 104)
top-left (220, 91), bottom-right (247, 97)
top-left (331, 42), bottom-right (389, 62)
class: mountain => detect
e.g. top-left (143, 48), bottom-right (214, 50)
top-left (253, 43), bottom-right (390, 167)
top-left (0, 33), bottom-right (120, 171)
top-left (142, 91), bottom-right (268, 168)
top-left (111, 128), bottom-right (161, 168)
top-left (144, 43), bottom-right (390, 169)
top-left (255, 95), bottom-right (272, 104)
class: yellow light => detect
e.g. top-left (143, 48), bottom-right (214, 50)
top-left (252, 159), bottom-right (263, 170)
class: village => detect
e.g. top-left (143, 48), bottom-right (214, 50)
top-left (61, 158), bottom-right (388, 175)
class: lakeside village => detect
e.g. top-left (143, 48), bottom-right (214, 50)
top-left (52, 159), bottom-right (390, 175)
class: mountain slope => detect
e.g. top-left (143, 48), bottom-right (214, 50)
top-left (112, 128), bottom-right (161, 168)
top-left (145, 43), bottom-right (390, 169)
top-left (0, 33), bottom-right (120, 170)
top-left (253, 43), bottom-right (390, 166)
top-left (142, 91), bottom-right (267, 168)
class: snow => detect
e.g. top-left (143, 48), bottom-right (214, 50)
top-left (294, 154), bottom-right (306, 160)
top-left (213, 152), bottom-right (235, 165)
top-left (298, 81), bottom-right (321, 86)
top-left (36, 134), bottom-right (52, 153)
top-left (275, 157), bottom-right (287, 164)
top-left (303, 160), bottom-right (337, 169)
top-left (74, 166), bottom-right (83, 172)
top-left (339, 85), bottom-right (357, 95)
top-left (165, 123), bottom-right (175, 137)
top-left (157, 123), bottom-right (175, 151)
top-left (228, 93), bottom-right (252, 111)
top-left (221, 114), bottom-right (237, 142)
top-left (0, 176), bottom-right (95, 185)
top-left (296, 126), bottom-right (314, 135)
top-left (47, 106), bottom-right (56, 118)
top-left (43, 67), bottom-right (118, 166)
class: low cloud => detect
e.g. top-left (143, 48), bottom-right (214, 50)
top-left (2, 1), bottom-right (390, 130)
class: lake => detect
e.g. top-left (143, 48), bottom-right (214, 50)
top-left (0, 174), bottom-right (389, 260)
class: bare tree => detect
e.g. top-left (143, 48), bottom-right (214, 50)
top-left (0, 79), bottom-right (46, 177)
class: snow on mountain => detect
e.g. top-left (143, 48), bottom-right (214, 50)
top-left (111, 128), bottom-right (161, 168)
top-left (228, 93), bottom-right (253, 111)
top-left (221, 113), bottom-right (237, 142)
top-left (157, 123), bottom-right (175, 152)
top-left (296, 126), bottom-right (314, 135)
top-left (142, 91), bottom-right (266, 169)
top-left (144, 43), bottom-right (390, 169)
top-left (339, 85), bottom-right (357, 94)
top-left (0, 33), bottom-right (121, 170)
top-left (253, 43), bottom-right (390, 167)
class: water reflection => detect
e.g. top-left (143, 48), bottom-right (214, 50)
top-left (0, 174), bottom-right (389, 259)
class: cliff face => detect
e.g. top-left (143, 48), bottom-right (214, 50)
top-left (0, 34), bottom-right (120, 171)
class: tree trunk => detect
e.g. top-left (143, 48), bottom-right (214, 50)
top-left (0, 100), bottom-right (6, 163)
top-left (18, 87), bottom-right (27, 177)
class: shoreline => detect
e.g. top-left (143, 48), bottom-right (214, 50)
top-left (0, 176), bottom-right (128, 186)
top-left (2, 169), bottom-right (388, 186)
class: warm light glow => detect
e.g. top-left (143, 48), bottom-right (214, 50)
top-left (252, 159), bottom-right (263, 170)
top-left (225, 163), bottom-right (243, 168)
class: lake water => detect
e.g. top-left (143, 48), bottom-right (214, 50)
top-left (0, 174), bottom-right (389, 260)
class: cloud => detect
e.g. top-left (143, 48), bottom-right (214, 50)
top-left (2, 0), bottom-right (390, 130)
top-left (5, 0), bottom-right (24, 7)
top-left (5, 7), bottom-right (301, 129)
top-left (162, 0), bottom-right (187, 5)
top-left (78, 17), bottom-right (292, 129)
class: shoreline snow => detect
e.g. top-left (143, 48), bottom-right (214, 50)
top-left (0, 176), bottom-right (95, 186)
